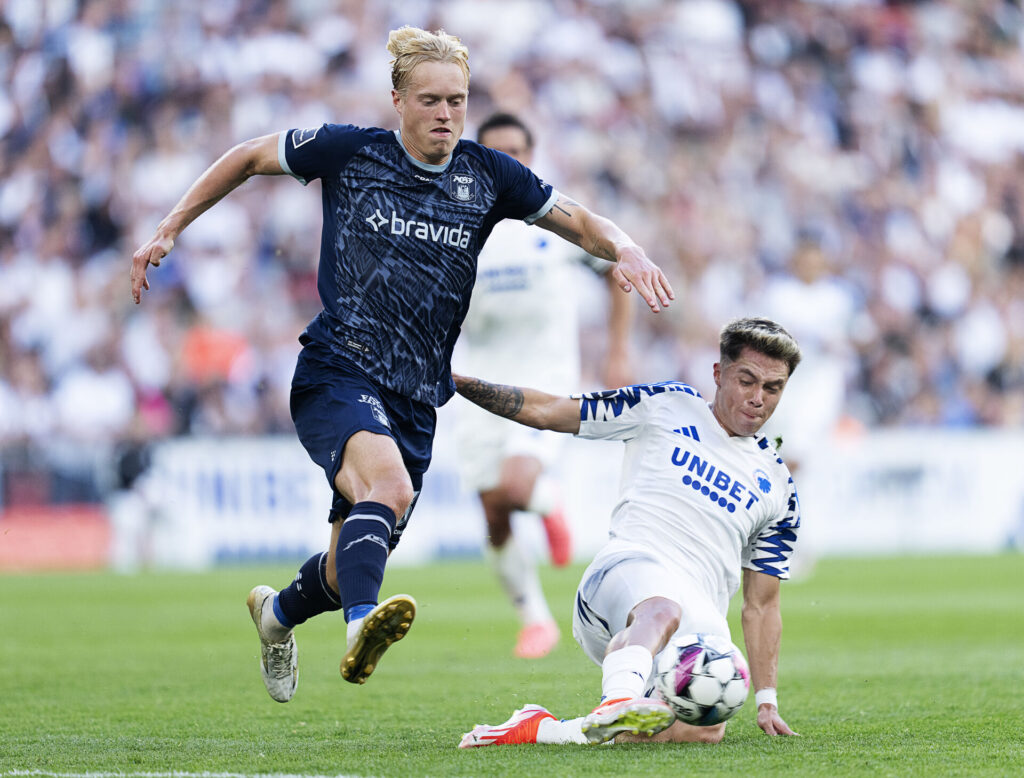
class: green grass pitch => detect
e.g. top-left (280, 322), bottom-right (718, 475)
top-left (2, 554), bottom-right (1022, 777)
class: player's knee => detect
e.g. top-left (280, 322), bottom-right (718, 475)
top-left (658, 600), bottom-right (683, 636)
top-left (356, 469), bottom-right (414, 519)
top-left (498, 481), bottom-right (530, 509)
top-left (495, 474), bottom-right (532, 509)
top-left (694, 724), bottom-right (726, 744)
top-left (631, 597), bottom-right (682, 637)
top-left (382, 477), bottom-right (415, 518)
top-left (497, 456), bottom-right (541, 508)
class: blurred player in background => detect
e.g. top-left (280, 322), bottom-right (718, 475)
top-left (129, 26), bottom-right (673, 703)
top-left (455, 317), bottom-right (801, 745)
top-left (455, 112), bottom-right (632, 659)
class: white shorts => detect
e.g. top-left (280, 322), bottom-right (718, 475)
top-left (454, 401), bottom-right (565, 493)
top-left (572, 540), bottom-right (731, 669)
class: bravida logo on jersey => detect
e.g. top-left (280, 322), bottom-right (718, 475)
top-left (364, 209), bottom-right (470, 248)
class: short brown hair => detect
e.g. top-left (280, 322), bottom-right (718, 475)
top-left (719, 317), bottom-right (801, 376)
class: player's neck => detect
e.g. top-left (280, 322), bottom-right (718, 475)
top-left (710, 402), bottom-right (741, 437)
top-left (395, 130), bottom-right (452, 169)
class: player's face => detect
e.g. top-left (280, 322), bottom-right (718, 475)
top-left (393, 61), bottom-right (468, 166)
top-left (711, 347), bottom-right (790, 437)
top-left (478, 125), bottom-right (533, 166)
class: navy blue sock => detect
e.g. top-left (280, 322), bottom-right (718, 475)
top-left (275, 552), bottom-right (342, 627)
top-left (336, 501), bottom-right (395, 622)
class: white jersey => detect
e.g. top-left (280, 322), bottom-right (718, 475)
top-left (457, 218), bottom-right (608, 392)
top-left (575, 382), bottom-right (800, 613)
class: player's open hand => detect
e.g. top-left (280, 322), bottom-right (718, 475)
top-left (757, 704), bottom-right (799, 736)
top-left (612, 246), bottom-right (674, 313)
top-left (130, 234), bottom-right (174, 303)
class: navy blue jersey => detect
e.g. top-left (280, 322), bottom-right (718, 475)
top-left (278, 124), bottom-right (558, 406)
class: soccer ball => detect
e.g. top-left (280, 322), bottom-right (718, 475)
top-left (654, 633), bottom-right (750, 726)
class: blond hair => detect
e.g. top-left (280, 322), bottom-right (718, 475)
top-left (387, 26), bottom-right (470, 94)
top-left (719, 317), bottom-right (802, 376)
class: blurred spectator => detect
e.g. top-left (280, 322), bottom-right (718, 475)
top-left (1, 0), bottom-right (1023, 507)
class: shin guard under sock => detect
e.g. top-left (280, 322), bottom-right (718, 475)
top-left (601, 645), bottom-right (654, 701)
top-left (336, 501), bottom-right (396, 621)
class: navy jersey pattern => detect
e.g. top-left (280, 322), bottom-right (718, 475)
top-left (279, 124), bottom-right (558, 407)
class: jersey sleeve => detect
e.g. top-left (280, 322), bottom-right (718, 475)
top-left (278, 123), bottom-right (370, 185)
top-left (574, 383), bottom-right (690, 441)
top-left (479, 145), bottom-right (558, 224)
top-left (575, 387), bottom-right (650, 441)
top-left (742, 475), bottom-right (800, 579)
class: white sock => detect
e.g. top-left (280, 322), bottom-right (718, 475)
top-left (526, 474), bottom-right (559, 516)
top-left (487, 537), bottom-right (554, 625)
top-left (537, 716), bottom-right (588, 744)
top-left (601, 645), bottom-right (654, 701)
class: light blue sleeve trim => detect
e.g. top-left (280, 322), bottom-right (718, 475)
top-left (523, 188), bottom-right (560, 225)
top-left (277, 130), bottom-right (308, 185)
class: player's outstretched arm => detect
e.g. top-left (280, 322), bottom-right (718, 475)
top-left (741, 568), bottom-right (799, 737)
top-left (130, 133), bottom-right (284, 303)
top-left (453, 374), bottom-right (581, 434)
top-left (533, 195), bottom-right (674, 314)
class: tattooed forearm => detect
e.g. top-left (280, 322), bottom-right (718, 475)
top-left (456, 377), bottom-right (525, 419)
top-left (551, 197), bottom-right (579, 218)
top-left (453, 373), bottom-right (580, 433)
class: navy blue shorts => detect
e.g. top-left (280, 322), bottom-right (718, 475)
top-left (290, 340), bottom-right (436, 548)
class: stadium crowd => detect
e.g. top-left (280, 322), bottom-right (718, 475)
top-left (1, 0), bottom-right (1023, 504)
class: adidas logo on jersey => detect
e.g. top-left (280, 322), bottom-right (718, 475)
top-left (364, 208), bottom-right (470, 248)
top-left (673, 425), bottom-right (700, 441)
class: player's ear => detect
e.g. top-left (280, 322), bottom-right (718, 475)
top-left (392, 89), bottom-right (403, 113)
top-left (713, 362), bottom-right (722, 387)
